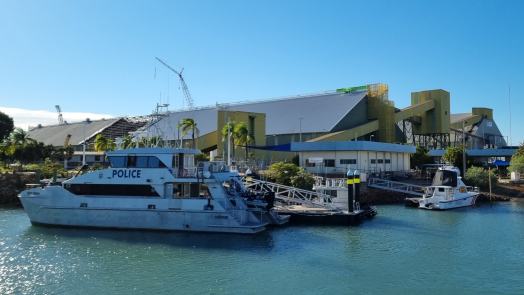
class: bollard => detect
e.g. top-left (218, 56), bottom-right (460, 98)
top-left (354, 170), bottom-right (360, 210)
top-left (347, 170), bottom-right (354, 211)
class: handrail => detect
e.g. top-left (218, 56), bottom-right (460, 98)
top-left (222, 198), bottom-right (242, 224)
top-left (243, 179), bottom-right (339, 211)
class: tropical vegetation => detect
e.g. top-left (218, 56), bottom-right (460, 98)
top-left (177, 118), bottom-right (199, 148)
top-left (234, 122), bottom-right (255, 159)
top-left (465, 166), bottom-right (498, 189)
top-left (222, 121), bottom-right (237, 158)
top-left (262, 162), bottom-right (315, 190)
top-left (410, 145), bottom-right (433, 169)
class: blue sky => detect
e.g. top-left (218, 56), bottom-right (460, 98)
top-left (1, 0), bottom-right (523, 145)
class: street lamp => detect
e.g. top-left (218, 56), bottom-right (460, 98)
top-left (299, 118), bottom-right (303, 142)
top-left (370, 135), bottom-right (374, 142)
top-left (462, 120), bottom-right (467, 177)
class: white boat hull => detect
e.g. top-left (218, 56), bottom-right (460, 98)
top-left (418, 194), bottom-right (479, 210)
top-left (19, 187), bottom-right (266, 234)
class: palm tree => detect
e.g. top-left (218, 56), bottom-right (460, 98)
top-left (149, 135), bottom-right (165, 148)
top-left (234, 122), bottom-right (255, 159)
top-left (94, 134), bottom-right (116, 167)
top-left (177, 118), bottom-right (199, 148)
top-left (121, 135), bottom-right (133, 149)
top-left (0, 139), bottom-right (13, 168)
top-left (94, 134), bottom-right (116, 152)
top-left (9, 127), bottom-right (35, 164)
top-left (222, 121), bottom-right (237, 158)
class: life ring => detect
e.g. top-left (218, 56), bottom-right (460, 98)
top-left (179, 169), bottom-right (188, 177)
top-left (459, 186), bottom-right (467, 193)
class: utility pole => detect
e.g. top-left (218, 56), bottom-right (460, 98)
top-left (462, 120), bottom-right (467, 178)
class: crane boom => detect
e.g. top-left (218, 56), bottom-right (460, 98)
top-left (55, 105), bottom-right (64, 125)
top-left (155, 57), bottom-right (195, 109)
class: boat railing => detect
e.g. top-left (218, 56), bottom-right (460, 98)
top-left (466, 186), bottom-right (480, 193)
top-left (172, 167), bottom-right (198, 178)
top-left (315, 178), bottom-right (347, 189)
top-left (218, 198), bottom-right (243, 224)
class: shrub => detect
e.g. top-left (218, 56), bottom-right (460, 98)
top-left (40, 158), bottom-right (66, 178)
top-left (465, 166), bottom-right (497, 189)
top-left (92, 163), bottom-right (104, 171)
top-left (290, 167), bottom-right (315, 190)
top-left (266, 162), bottom-right (300, 186)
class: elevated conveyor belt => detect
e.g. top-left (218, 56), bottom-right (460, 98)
top-left (394, 100), bottom-right (435, 123)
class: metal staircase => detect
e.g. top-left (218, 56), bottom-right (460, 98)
top-left (217, 198), bottom-right (243, 224)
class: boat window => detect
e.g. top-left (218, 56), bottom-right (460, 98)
top-left (128, 156), bottom-right (137, 167)
top-left (432, 170), bottom-right (457, 187)
top-left (65, 184), bottom-right (160, 197)
top-left (148, 156), bottom-right (166, 168)
top-left (136, 156), bottom-right (149, 168)
top-left (108, 156), bottom-right (126, 168)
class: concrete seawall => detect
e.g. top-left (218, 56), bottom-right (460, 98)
top-left (359, 182), bottom-right (511, 204)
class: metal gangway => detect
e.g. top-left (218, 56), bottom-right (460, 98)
top-left (367, 178), bottom-right (425, 196)
top-left (243, 179), bottom-right (341, 211)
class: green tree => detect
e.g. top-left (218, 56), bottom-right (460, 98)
top-left (266, 162), bottom-right (300, 186)
top-left (94, 134), bottom-right (116, 167)
top-left (234, 122), bottom-right (255, 159)
top-left (9, 127), bottom-right (36, 164)
top-left (509, 154), bottom-right (524, 174)
top-left (465, 166), bottom-right (498, 189)
top-left (290, 167), bottom-right (315, 190)
top-left (94, 134), bottom-right (116, 152)
top-left (0, 139), bottom-right (13, 167)
top-left (514, 141), bottom-right (524, 157)
top-left (194, 153), bottom-right (210, 164)
top-left (177, 118), bottom-right (199, 148)
top-left (410, 145), bottom-right (433, 169)
top-left (442, 145), bottom-right (473, 176)
top-left (222, 121), bottom-right (237, 158)
top-left (0, 111), bottom-right (14, 141)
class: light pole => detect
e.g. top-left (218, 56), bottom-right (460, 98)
top-left (299, 118), bottom-right (303, 142)
top-left (462, 120), bottom-right (467, 177)
top-left (82, 118), bottom-right (89, 165)
top-left (370, 135), bottom-right (374, 142)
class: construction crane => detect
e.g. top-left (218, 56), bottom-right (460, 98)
top-left (55, 105), bottom-right (64, 125)
top-left (63, 134), bottom-right (72, 148)
top-left (155, 57), bottom-right (195, 109)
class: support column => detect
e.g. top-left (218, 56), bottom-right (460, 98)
top-left (354, 170), bottom-right (360, 210)
top-left (347, 170), bottom-right (354, 212)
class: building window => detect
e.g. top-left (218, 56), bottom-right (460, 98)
top-left (385, 159), bottom-right (391, 164)
top-left (306, 160), bottom-right (316, 167)
top-left (95, 156), bottom-right (101, 161)
top-left (324, 159), bottom-right (335, 167)
top-left (340, 159), bottom-right (356, 164)
top-left (370, 159), bottom-right (376, 164)
top-left (378, 159), bottom-right (384, 164)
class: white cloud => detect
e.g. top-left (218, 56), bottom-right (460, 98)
top-left (0, 107), bottom-right (116, 131)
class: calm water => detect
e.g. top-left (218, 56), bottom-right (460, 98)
top-left (1, 202), bottom-right (524, 295)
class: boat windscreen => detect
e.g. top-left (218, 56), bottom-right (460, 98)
top-left (432, 170), bottom-right (457, 187)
